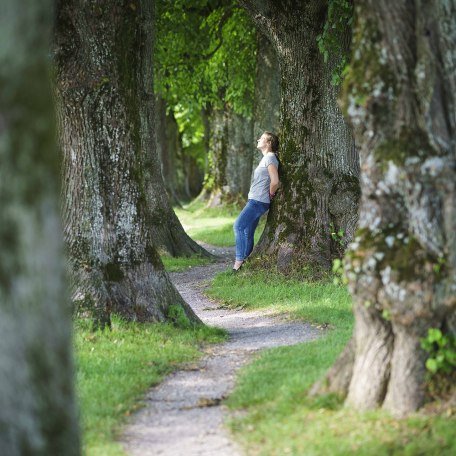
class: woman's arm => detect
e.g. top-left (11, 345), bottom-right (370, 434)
top-left (267, 164), bottom-right (280, 197)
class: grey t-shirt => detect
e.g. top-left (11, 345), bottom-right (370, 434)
top-left (248, 152), bottom-right (279, 203)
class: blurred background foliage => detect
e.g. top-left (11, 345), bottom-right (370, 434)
top-left (155, 0), bottom-right (257, 200)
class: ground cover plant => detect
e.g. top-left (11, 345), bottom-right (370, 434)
top-left (208, 270), bottom-right (455, 455)
top-left (75, 317), bottom-right (226, 455)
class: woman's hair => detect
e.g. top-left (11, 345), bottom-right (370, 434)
top-left (264, 131), bottom-right (279, 153)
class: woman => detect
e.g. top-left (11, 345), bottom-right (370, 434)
top-left (233, 131), bottom-right (280, 271)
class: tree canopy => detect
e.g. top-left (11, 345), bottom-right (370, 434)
top-left (155, 0), bottom-right (257, 141)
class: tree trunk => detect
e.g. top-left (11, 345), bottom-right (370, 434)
top-left (319, 0), bottom-right (456, 416)
top-left (156, 98), bottom-right (204, 202)
top-left (132, 9), bottom-right (209, 258)
top-left (156, 96), bottom-right (182, 205)
top-left (207, 106), bottom-right (254, 206)
top-left (240, 0), bottom-right (359, 271)
top-left (184, 154), bottom-right (204, 199)
top-left (346, 304), bottom-right (393, 408)
top-left (0, 1), bottom-right (80, 453)
top-left (195, 106), bottom-right (213, 203)
top-left (226, 109), bottom-right (255, 199)
top-left (54, 0), bottom-right (202, 327)
top-left (253, 32), bottom-right (281, 139)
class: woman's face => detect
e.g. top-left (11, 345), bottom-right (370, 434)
top-left (256, 134), bottom-right (270, 150)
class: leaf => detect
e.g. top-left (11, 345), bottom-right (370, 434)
top-left (426, 358), bottom-right (438, 374)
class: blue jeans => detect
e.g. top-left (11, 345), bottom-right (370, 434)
top-left (234, 199), bottom-right (270, 261)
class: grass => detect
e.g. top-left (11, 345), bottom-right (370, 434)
top-left (161, 254), bottom-right (213, 272)
top-left (175, 200), bottom-right (266, 247)
top-left (75, 316), bottom-right (226, 456)
top-left (207, 269), bottom-right (456, 456)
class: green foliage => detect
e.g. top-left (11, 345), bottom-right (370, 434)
top-left (332, 258), bottom-right (347, 286)
top-left (155, 1), bottom-right (256, 183)
top-left (155, 0), bottom-right (256, 119)
top-left (166, 304), bottom-right (193, 329)
top-left (432, 256), bottom-right (446, 275)
top-left (173, 104), bottom-right (206, 169)
top-left (75, 316), bottom-right (226, 454)
top-left (330, 222), bottom-right (345, 246)
top-left (316, 0), bottom-right (353, 85)
top-left (381, 308), bottom-right (391, 321)
top-left (421, 328), bottom-right (456, 375)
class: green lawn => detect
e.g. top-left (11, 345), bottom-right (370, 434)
top-left (161, 254), bottom-right (213, 272)
top-left (75, 317), bottom-right (226, 455)
top-left (207, 270), bottom-right (455, 456)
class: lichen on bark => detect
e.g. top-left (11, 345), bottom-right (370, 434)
top-left (315, 0), bottom-right (456, 416)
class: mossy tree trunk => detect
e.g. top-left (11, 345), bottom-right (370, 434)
top-left (54, 0), bottom-right (202, 327)
top-left (0, 1), bottom-right (80, 453)
top-left (315, 0), bottom-right (456, 416)
top-left (207, 105), bottom-right (254, 207)
top-left (253, 33), bottom-right (281, 139)
top-left (240, 0), bottom-right (359, 271)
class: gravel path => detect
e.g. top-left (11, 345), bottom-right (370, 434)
top-left (121, 244), bottom-right (320, 456)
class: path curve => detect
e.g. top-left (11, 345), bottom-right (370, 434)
top-left (121, 244), bottom-right (320, 456)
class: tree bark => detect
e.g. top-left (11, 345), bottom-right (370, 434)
top-left (320, 0), bottom-right (456, 416)
top-left (156, 98), bottom-right (204, 202)
top-left (183, 153), bottom-right (204, 199)
top-left (132, 7), bottom-right (209, 258)
top-left (54, 0), bottom-right (202, 326)
top-left (156, 96), bottom-right (182, 204)
top-left (0, 1), bottom-right (80, 453)
top-left (207, 105), bottom-right (254, 206)
top-left (253, 32), bottom-right (281, 139)
top-left (346, 304), bottom-right (393, 408)
top-left (195, 106), bottom-right (213, 203)
top-left (240, 0), bottom-right (359, 271)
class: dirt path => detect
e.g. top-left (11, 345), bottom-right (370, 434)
top-left (121, 244), bottom-right (320, 456)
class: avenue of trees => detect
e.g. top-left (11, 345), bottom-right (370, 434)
top-left (1, 0), bottom-right (454, 450)
top-left (154, 0), bottom-right (263, 206)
